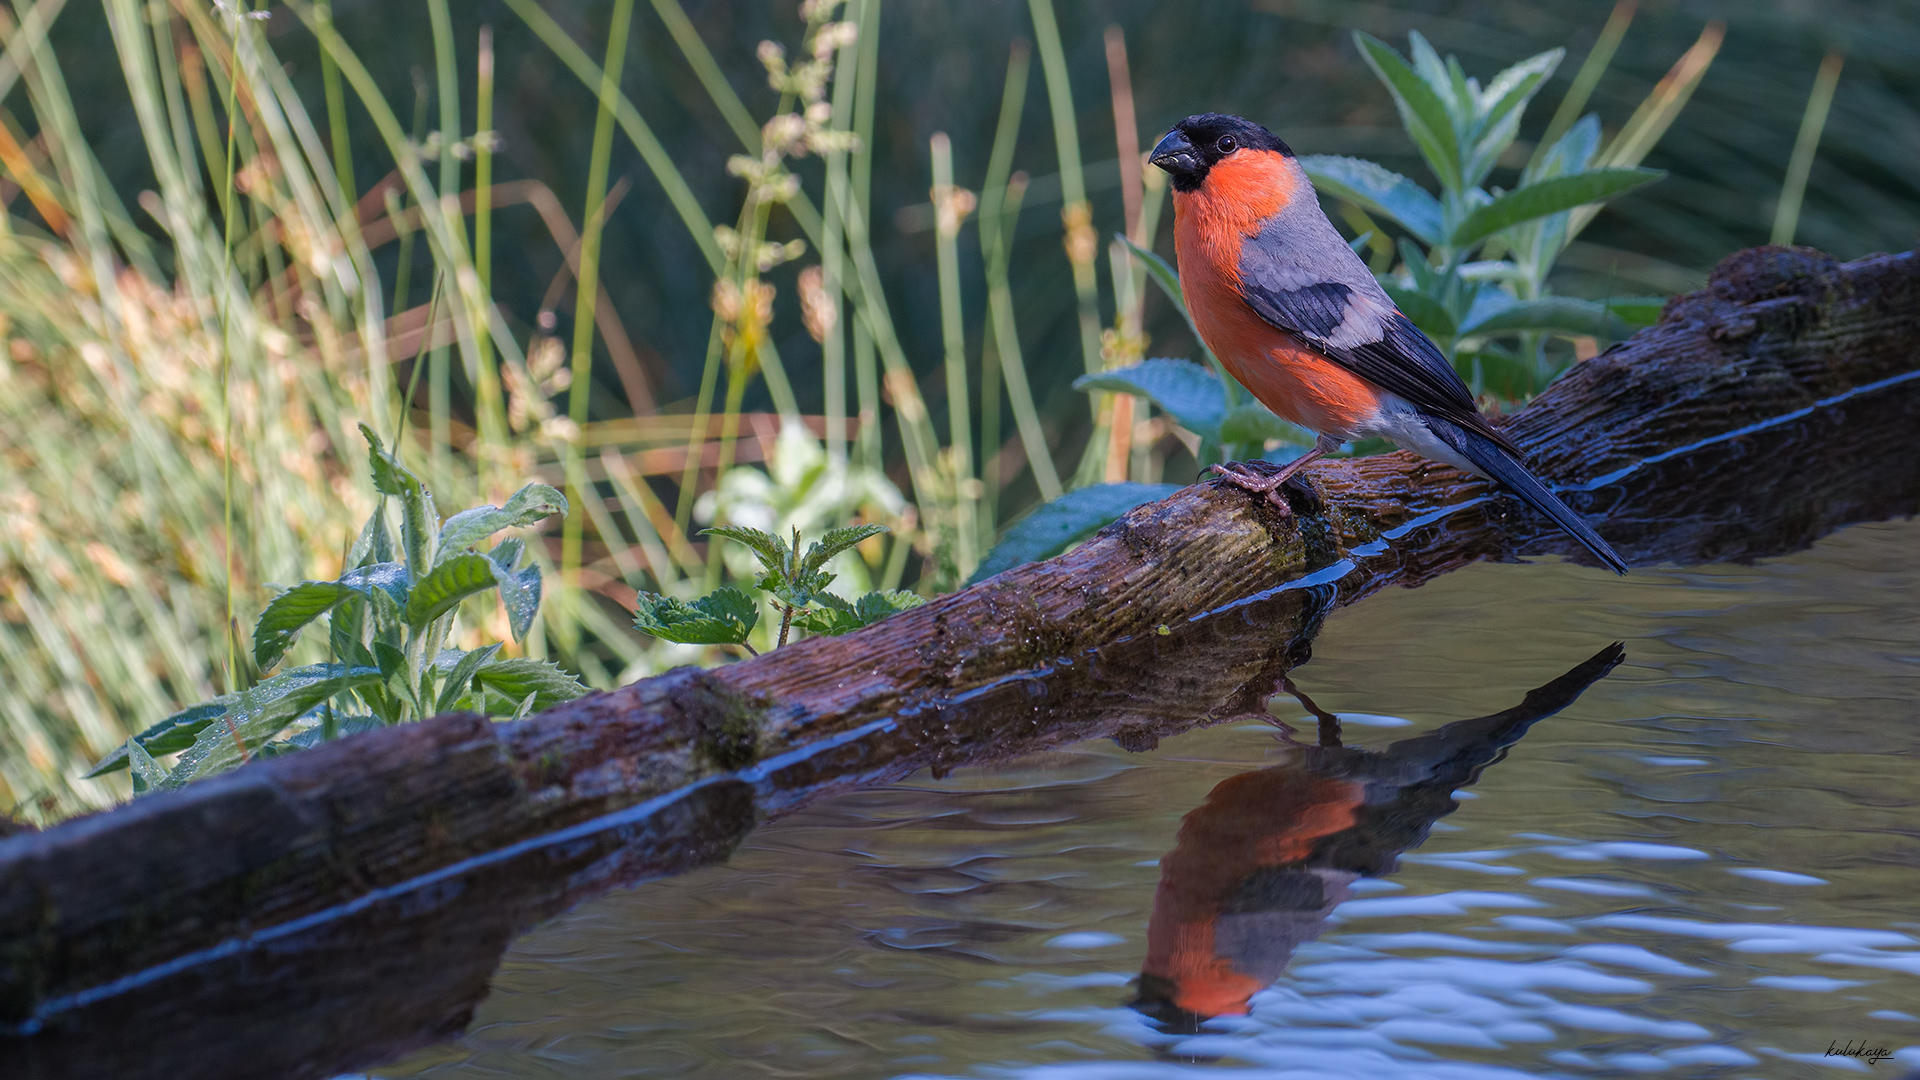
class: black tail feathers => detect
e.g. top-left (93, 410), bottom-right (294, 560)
top-left (1428, 416), bottom-right (1629, 575)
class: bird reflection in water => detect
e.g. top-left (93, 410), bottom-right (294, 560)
top-left (1131, 643), bottom-right (1626, 1032)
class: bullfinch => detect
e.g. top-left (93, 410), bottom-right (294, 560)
top-left (1149, 113), bottom-right (1628, 575)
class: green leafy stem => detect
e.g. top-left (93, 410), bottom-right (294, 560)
top-left (632, 523), bottom-right (924, 653)
top-left (88, 426), bottom-right (584, 792)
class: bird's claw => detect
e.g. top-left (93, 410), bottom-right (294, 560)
top-left (1209, 463), bottom-right (1293, 515)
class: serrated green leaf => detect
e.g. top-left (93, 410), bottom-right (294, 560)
top-left (702, 525), bottom-right (790, 575)
top-left (366, 573), bottom-right (407, 640)
top-left (1461, 296), bottom-right (1626, 339)
top-left (373, 639), bottom-right (408, 683)
top-left (84, 699), bottom-right (233, 776)
top-left (1300, 156), bottom-right (1445, 247)
top-left (498, 563), bottom-right (543, 641)
top-left (1218, 403), bottom-right (1316, 447)
top-left (360, 423), bottom-right (436, 578)
top-left (489, 536), bottom-right (525, 572)
top-left (349, 502), bottom-right (394, 567)
top-left (252, 581), bottom-right (360, 671)
top-left (328, 594), bottom-right (371, 667)
top-left (1074, 359), bottom-right (1227, 444)
top-left (405, 553), bottom-right (500, 628)
top-left (793, 589), bottom-right (925, 637)
top-left (434, 643), bottom-right (503, 713)
top-left (1463, 48), bottom-right (1562, 185)
top-left (435, 483), bottom-right (568, 564)
top-left (774, 566), bottom-right (833, 609)
top-left (632, 587), bottom-right (760, 645)
top-left (1355, 32), bottom-right (1463, 191)
top-left (1451, 168), bottom-right (1662, 249)
top-left (801, 523), bottom-right (889, 574)
top-left (161, 663), bottom-right (384, 786)
top-left (1478, 49), bottom-right (1562, 134)
top-left (856, 589), bottom-right (926, 624)
top-left (969, 483), bottom-right (1181, 585)
top-left (339, 561), bottom-right (410, 605)
top-left (360, 424), bottom-right (399, 491)
top-left (792, 594), bottom-right (865, 637)
top-left (287, 714), bottom-right (382, 748)
top-left (473, 658), bottom-right (588, 716)
top-left (127, 739), bottom-right (166, 795)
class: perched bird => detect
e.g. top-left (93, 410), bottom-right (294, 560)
top-left (1149, 113), bottom-right (1628, 575)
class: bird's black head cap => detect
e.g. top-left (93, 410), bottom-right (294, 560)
top-left (1149, 114), bottom-right (1293, 192)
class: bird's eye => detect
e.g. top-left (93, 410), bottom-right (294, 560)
top-left (1216, 135), bottom-right (1237, 154)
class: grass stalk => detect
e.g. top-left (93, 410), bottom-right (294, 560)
top-left (984, 173), bottom-right (1057, 500)
top-left (674, 320), bottom-right (726, 533)
top-left (853, 318), bottom-right (880, 469)
top-left (1572, 21), bottom-right (1723, 238)
top-left (821, 0), bottom-right (863, 465)
top-left (601, 449), bottom-right (683, 590)
top-left (644, 0), bottom-right (759, 153)
top-left (1771, 51), bottom-right (1843, 247)
top-left (976, 41), bottom-right (1060, 503)
top-left (1532, 0), bottom-right (1635, 171)
top-left (428, 275), bottom-right (451, 492)
top-left (836, 175), bottom-right (942, 521)
top-left (505, 0), bottom-right (721, 273)
top-left (1103, 25), bottom-right (1141, 240)
top-left (217, 1), bottom-right (246, 700)
top-left (1026, 0), bottom-right (1104, 402)
top-left (974, 42), bottom-right (1023, 543)
top-left (1102, 23), bottom-right (1140, 481)
top-left (851, 0), bottom-right (880, 214)
top-left (562, 0), bottom-right (636, 590)
top-left (850, 0), bottom-right (883, 474)
top-left (706, 342), bottom-right (753, 589)
top-left (475, 25), bottom-right (496, 426)
top-left (426, 0), bottom-right (460, 242)
top-left (315, 0), bottom-right (353, 211)
top-left (931, 132), bottom-right (976, 577)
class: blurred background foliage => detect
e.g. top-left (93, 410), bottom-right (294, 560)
top-left (2, 0), bottom-right (1913, 821)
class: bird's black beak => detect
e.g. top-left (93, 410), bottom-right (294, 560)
top-left (1150, 129), bottom-right (1202, 189)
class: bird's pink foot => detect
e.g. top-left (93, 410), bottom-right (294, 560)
top-left (1209, 462), bottom-right (1293, 515)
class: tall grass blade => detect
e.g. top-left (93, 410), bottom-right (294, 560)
top-left (1771, 51), bottom-right (1843, 247)
top-left (1571, 21), bottom-right (1722, 239)
top-left (1026, 0), bottom-right (1105, 404)
top-left (985, 173), bottom-right (1059, 500)
top-left (1532, 0), bottom-right (1635, 173)
top-left (561, 0), bottom-right (636, 590)
top-left (504, 0), bottom-right (721, 274)
top-left (930, 132), bottom-right (976, 577)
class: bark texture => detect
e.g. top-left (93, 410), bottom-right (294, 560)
top-left (4, 246), bottom-right (1920, 1079)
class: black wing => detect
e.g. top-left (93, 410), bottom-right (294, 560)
top-left (1237, 278), bottom-right (1518, 453)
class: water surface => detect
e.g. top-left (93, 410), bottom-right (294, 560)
top-left (385, 518), bottom-right (1920, 1078)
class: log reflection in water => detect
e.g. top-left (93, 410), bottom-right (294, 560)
top-left (1132, 643), bottom-right (1626, 1032)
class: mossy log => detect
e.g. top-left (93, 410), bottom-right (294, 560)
top-left (5, 246), bottom-right (1920, 1080)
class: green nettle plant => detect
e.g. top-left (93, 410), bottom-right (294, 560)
top-left (86, 428), bottom-right (584, 793)
top-left (632, 524), bottom-right (923, 654)
top-left (1303, 32), bottom-right (1666, 396)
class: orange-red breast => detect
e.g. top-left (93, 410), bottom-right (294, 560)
top-left (1149, 113), bottom-right (1628, 574)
